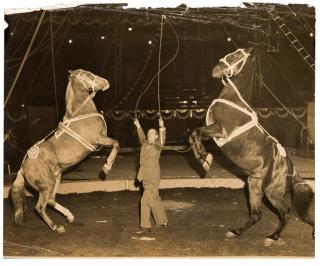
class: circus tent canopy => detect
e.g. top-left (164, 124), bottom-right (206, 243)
top-left (4, 3), bottom-right (315, 114)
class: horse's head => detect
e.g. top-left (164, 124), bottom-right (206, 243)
top-left (68, 69), bottom-right (110, 93)
top-left (212, 48), bottom-right (253, 79)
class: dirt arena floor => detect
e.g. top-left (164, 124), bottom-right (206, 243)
top-left (3, 188), bottom-right (314, 257)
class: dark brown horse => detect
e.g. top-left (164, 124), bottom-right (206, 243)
top-left (11, 69), bottom-right (119, 233)
top-left (189, 48), bottom-right (314, 246)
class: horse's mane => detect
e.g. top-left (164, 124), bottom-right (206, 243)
top-left (233, 52), bottom-right (256, 101)
top-left (65, 80), bottom-right (75, 115)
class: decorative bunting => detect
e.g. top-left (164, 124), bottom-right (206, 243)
top-left (102, 107), bottom-right (307, 121)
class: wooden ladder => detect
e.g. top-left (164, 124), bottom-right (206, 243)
top-left (268, 8), bottom-right (315, 72)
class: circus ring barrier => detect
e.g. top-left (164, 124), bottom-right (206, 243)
top-left (3, 107), bottom-right (314, 198)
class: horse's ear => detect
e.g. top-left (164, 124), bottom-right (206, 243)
top-left (247, 47), bottom-right (254, 53)
top-left (68, 70), bottom-right (73, 75)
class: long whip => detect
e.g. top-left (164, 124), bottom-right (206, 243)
top-left (134, 16), bottom-right (179, 117)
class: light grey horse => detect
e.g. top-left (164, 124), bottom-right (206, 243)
top-left (11, 69), bottom-right (119, 233)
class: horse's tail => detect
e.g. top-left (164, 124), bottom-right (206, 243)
top-left (292, 176), bottom-right (314, 225)
top-left (287, 158), bottom-right (314, 227)
top-left (10, 168), bottom-right (26, 225)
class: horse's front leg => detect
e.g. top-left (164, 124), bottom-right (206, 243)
top-left (189, 123), bottom-right (226, 171)
top-left (96, 135), bottom-right (120, 178)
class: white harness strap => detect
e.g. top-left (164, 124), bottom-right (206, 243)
top-left (67, 112), bottom-right (106, 125)
top-left (207, 49), bottom-right (286, 156)
top-left (55, 113), bottom-right (106, 152)
top-left (206, 98), bottom-right (260, 147)
top-left (59, 122), bottom-right (96, 151)
top-left (219, 48), bottom-right (250, 78)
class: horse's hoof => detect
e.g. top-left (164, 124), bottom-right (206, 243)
top-left (101, 164), bottom-right (111, 178)
top-left (264, 238), bottom-right (286, 247)
top-left (14, 210), bottom-right (24, 226)
top-left (276, 238), bottom-right (286, 246)
top-left (67, 214), bottom-right (75, 224)
top-left (225, 231), bottom-right (237, 238)
top-left (99, 170), bottom-right (107, 180)
top-left (264, 238), bottom-right (275, 247)
top-left (201, 153), bottom-right (213, 172)
top-left (56, 225), bottom-right (66, 234)
top-left (103, 168), bottom-right (110, 176)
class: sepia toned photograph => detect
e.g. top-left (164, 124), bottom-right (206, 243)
top-left (2, 0), bottom-right (315, 258)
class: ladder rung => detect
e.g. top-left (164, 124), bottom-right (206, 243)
top-left (306, 55), bottom-right (314, 61)
top-left (270, 11), bottom-right (315, 72)
top-left (281, 26), bottom-right (290, 33)
top-left (293, 45), bottom-right (303, 50)
top-left (289, 39), bottom-right (298, 45)
top-left (292, 39), bottom-right (303, 46)
top-left (299, 49), bottom-right (309, 55)
top-left (305, 57), bottom-right (315, 63)
top-left (274, 20), bottom-right (283, 26)
top-left (305, 61), bottom-right (315, 67)
top-left (287, 35), bottom-right (296, 42)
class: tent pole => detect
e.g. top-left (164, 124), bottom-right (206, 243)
top-left (49, 11), bottom-right (59, 123)
top-left (4, 10), bottom-right (46, 108)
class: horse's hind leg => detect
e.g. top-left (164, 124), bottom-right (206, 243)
top-left (263, 188), bottom-right (292, 246)
top-left (35, 187), bottom-right (66, 234)
top-left (226, 177), bottom-right (263, 238)
top-left (48, 174), bottom-right (75, 223)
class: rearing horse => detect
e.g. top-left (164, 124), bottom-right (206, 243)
top-left (189, 48), bottom-right (314, 245)
top-left (11, 69), bottom-right (119, 233)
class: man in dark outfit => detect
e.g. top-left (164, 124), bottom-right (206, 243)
top-left (133, 117), bottom-right (168, 233)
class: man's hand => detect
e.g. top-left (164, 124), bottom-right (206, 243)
top-left (133, 118), bottom-right (141, 128)
top-left (159, 117), bottom-right (164, 128)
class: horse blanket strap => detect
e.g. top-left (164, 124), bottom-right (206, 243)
top-left (206, 98), bottom-right (259, 147)
top-left (55, 113), bottom-right (106, 152)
